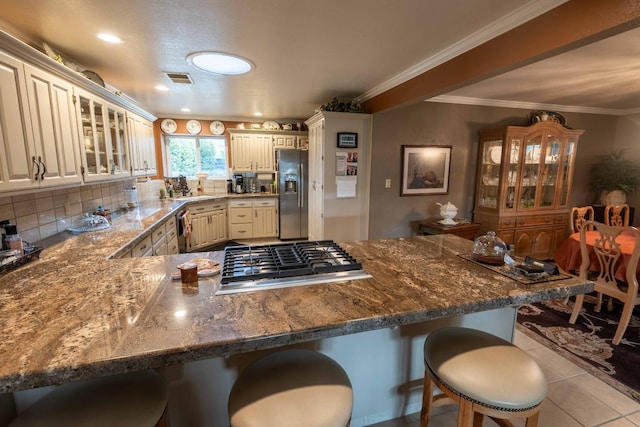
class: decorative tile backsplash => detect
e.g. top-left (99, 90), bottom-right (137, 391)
top-left (0, 178), bottom-right (230, 245)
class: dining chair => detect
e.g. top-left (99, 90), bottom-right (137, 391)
top-left (569, 220), bottom-right (640, 345)
top-left (604, 204), bottom-right (630, 227)
top-left (570, 206), bottom-right (595, 234)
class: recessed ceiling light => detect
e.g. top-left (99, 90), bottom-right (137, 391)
top-left (254, 112), bottom-right (263, 116)
top-left (181, 108), bottom-right (191, 112)
top-left (155, 85), bottom-right (169, 91)
top-left (97, 33), bottom-right (122, 44)
top-left (186, 51), bottom-right (254, 75)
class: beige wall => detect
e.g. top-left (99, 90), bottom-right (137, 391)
top-left (368, 101), bottom-right (622, 239)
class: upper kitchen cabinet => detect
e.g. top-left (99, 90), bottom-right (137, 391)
top-left (0, 29), bottom-right (156, 190)
top-left (473, 121), bottom-right (584, 259)
top-left (127, 112), bottom-right (156, 177)
top-left (75, 88), bottom-right (133, 181)
top-left (0, 50), bottom-right (82, 192)
top-left (228, 129), bottom-right (275, 173)
top-left (273, 132), bottom-right (309, 150)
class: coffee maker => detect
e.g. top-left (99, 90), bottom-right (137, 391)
top-left (232, 173), bottom-right (244, 193)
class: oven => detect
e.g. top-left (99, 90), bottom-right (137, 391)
top-left (218, 240), bottom-right (371, 294)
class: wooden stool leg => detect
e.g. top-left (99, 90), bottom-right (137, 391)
top-left (420, 372), bottom-right (435, 427)
top-left (472, 412), bottom-right (484, 427)
top-left (457, 399), bottom-right (474, 427)
top-left (525, 410), bottom-right (540, 427)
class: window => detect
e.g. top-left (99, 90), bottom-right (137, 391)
top-left (164, 135), bottom-right (227, 178)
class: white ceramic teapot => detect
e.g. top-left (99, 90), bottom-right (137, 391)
top-left (436, 202), bottom-right (458, 225)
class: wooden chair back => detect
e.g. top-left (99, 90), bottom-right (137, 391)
top-left (569, 220), bottom-right (640, 344)
top-left (604, 204), bottom-right (630, 227)
top-left (570, 206), bottom-right (594, 234)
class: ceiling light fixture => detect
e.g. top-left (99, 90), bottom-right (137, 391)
top-left (186, 51), bottom-right (254, 75)
top-left (155, 85), bottom-right (169, 91)
top-left (181, 108), bottom-right (191, 112)
top-left (97, 33), bottom-right (122, 44)
top-left (254, 112), bottom-right (263, 116)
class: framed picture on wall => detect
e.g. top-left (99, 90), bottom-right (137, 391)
top-left (337, 132), bottom-right (358, 148)
top-left (401, 145), bottom-right (452, 196)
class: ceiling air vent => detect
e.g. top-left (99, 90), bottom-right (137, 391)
top-left (164, 72), bottom-right (194, 84)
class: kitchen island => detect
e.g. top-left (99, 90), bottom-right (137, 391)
top-left (0, 199), bottom-right (592, 426)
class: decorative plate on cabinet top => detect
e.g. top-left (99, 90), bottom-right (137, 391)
top-left (262, 121), bottom-right (280, 131)
top-left (210, 120), bottom-right (225, 135)
top-left (160, 118), bottom-right (177, 134)
top-left (186, 120), bottom-right (202, 134)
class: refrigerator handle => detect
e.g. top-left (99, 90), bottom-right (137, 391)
top-left (297, 164), bottom-right (302, 208)
top-left (299, 163), bottom-right (304, 208)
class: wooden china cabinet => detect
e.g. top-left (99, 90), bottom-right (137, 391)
top-left (473, 121), bottom-right (584, 260)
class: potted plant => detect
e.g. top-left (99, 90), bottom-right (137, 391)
top-left (588, 149), bottom-right (640, 205)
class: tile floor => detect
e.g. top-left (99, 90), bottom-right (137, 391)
top-left (368, 328), bottom-right (640, 427)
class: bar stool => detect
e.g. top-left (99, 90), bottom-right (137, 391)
top-left (10, 370), bottom-right (168, 427)
top-left (228, 349), bottom-right (353, 427)
top-left (421, 327), bottom-right (547, 427)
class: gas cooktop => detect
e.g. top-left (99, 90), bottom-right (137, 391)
top-left (218, 240), bottom-right (371, 294)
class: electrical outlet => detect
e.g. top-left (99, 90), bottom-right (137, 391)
top-left (385, 179), bottom-right (391, 188)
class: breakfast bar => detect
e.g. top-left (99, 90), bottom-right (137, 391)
top-left (0, 201), bottom-right (592, 426)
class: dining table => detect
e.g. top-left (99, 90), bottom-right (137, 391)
top-left (554, 229), bottom-right (640, 282)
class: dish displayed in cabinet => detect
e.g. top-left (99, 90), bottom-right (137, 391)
top-left (488, 146), bottom-right (502, 164)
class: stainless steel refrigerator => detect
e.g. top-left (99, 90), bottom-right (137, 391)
top-left (278, 150), bottom-right (308, 239)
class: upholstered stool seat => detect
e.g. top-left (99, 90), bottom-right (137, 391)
top-left (421, 327), bottom-right (547, 427)
top-left (228, 349), bottom-right (353, 427)
top-left (10, 370), bottom-right (168, 427)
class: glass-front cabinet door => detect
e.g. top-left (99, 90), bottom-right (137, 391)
top-left (558, 136), bottom-right (578, 207)
top-left (520, 129), bottom-right (564, 210)
top-left (477, 138), bottom-right (502, 209)
top-left (76, 88), bottom-right (110, 181)
top-left (107, 106), bottom-right (129, 177)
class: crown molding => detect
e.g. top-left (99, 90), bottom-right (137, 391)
top-left (354, 0), bottom-right (567, 104)
top-left (426, 95), bottom-right (639, 116)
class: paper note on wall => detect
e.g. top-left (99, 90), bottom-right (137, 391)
top-left (336, 176), bottom-right (357, 198)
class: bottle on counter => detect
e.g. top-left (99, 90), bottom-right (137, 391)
top-left (4, 225), bottom-right (23, 256)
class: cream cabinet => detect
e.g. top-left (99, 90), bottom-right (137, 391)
top-left (75, 87), bottom-right (132, 181)
top-left (127, 112), bottom-right (156, 177)
top-left (187, 202), bottom-right (227, 252)
top-left (228, 198), bottom-right (278, 239)
top-left (273, 133), bottom-right (309, 150)
top-left (0, 50), bottom-right (82, 192)
top-left (253, 198), bottom-right (278, 238)
top-left (229, 130), bottom-right (274, 172)
top-left (473, 121), bottom-right (584, 259)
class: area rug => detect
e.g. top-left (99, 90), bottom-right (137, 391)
top-left (517, 296), bottom-right (640, 403)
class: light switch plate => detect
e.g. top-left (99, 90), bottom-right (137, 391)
top-left (385, 179), bottom-right (391, 188)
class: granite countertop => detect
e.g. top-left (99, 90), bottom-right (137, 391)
top-left (0, 199), bottom-right (592, 393)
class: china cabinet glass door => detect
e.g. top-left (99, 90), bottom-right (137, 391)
top-left (478, 138), bottom-right (502, 209)
top-left (559, 136), bottom-right (577, 206)
top-left (539, 135), bottom-right (562, 207)
top-left (505, 137), bottom-right (521, 210)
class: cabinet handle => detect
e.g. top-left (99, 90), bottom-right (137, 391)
top-left (239, 214), bottom-right (246, 218)
top-left (38, 157), bottom-right (46, 180)
top-left (32, 156), bottom-right (40, 181)
top-left (544, 218), bottom-right (552, 224)
top-left (255, 211), bottom-right (257, 218)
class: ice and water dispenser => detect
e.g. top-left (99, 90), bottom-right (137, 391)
top-left (284, 174), bottom-right (297, 193)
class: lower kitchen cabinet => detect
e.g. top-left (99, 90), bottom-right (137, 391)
top-left (187, 202), bottom-right (227, 252)
top-left (228, 198), bottom-right (278, 240)
top-left (253, 199), bottom-right (278, 238)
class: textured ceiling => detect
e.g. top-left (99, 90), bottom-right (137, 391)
top-left (1, 0), bottom-right (638, 120)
